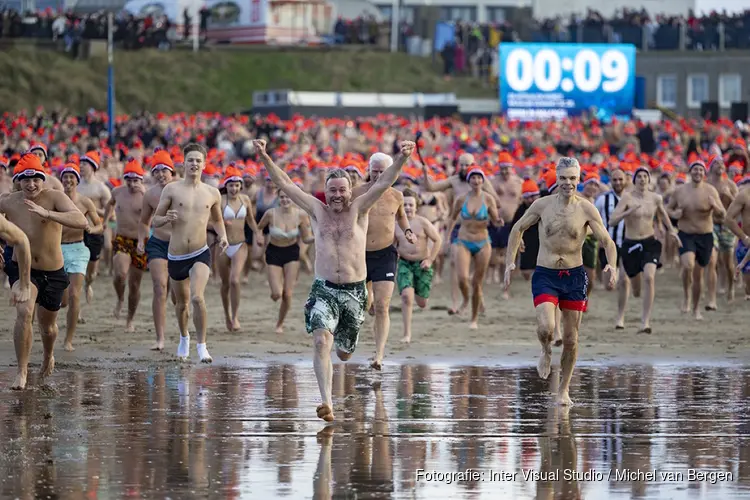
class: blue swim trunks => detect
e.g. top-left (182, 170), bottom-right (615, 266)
top-left (146, 235), bottom-right (169, 262)
top-left (61, 241), bottom-right (90, 275)
top-left (450, 224), bottom-right (460, 244)
top-left (737, 240), bottom-right (750, 275)
top-left (531, 265), bottom-right (589, 312)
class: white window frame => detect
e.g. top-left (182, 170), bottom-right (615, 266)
top-left (686, 73), bottom-right (709, 109)
top-left (656, 74), bottom-right (677, 108)
top-left (719, 74), bottom-right (741, 109)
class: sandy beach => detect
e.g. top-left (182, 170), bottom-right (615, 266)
top-left (0, 266), bottom-right (748, 376)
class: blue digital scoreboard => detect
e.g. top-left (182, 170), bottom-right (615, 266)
top-left (499, 43), bottom-right (636, 120)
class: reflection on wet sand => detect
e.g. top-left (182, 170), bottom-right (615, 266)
top-left (0, 364), bottom-right (747, 499)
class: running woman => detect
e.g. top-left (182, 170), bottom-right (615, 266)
top-left (218, 167), bottom-right (262, 332)
top-left (257, 188), bottom-right (314, 333)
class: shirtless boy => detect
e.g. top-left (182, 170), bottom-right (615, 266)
top-left (103, 159), bottom-right (148, 332)
top-left (352, 153), bottom-right (415, 371)
top-left (667, 161), bottom-right (726, 318)
top-left (395, 189), bottom-right (442, 344)
top-left (2, 154), bottom-right (87, 389)
top-left (254, 138), bottom-right (414, 422)
top-left (60, 163), bottom-right (103, 351)
top-left (77, 151), bottom-right (111, 302)
top-left (153, 144), bottom-right (229, 363)
top-left (724, 177), bottom-right (750, 299)
top-left (137, 150), bottom-right (177, 350)
top-left (504, 157), bottom-right (618, 406)
top-left (608, 167), bottom-right (681, 333)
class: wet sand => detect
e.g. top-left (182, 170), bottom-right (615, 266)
top-left (0, 266), bottom-right (748, 371)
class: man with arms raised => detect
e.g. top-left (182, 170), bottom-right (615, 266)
top-left (724, 176), bottom-right (750, 300)
top-left (152, 144), bottom-right (228, 363)
top-left (103, 159), bottom-right (148, 332)
top-left (137, 149), bottom-right (177, 351)
top-left (352, 152), bottom-right (415, 371)
top-left (608, 167), bottom-right (681, 333)
top-left (77, 151), bottom-right (111, 302)
top-left (59, 162), bottom-right (103, 351)
top-left (1, 154), bottom-right (87, 389)
top-left (504, 158), bottom-right (617, 406)
top-left (395, 188), bottom-right (442, 344)
top-left (490, 152), bottom-right (522, 289)
top-left (254, 138), bottom-right (414, 422)
top-left (667, 160), bottom-right (726, 319)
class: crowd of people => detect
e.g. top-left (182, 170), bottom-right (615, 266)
top-left (0, 110), bottom-right (749, 417)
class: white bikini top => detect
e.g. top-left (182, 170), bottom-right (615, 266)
top-left (223, 200), bottom-right (247, 220)
top-left (269, 210), bottom-right (300, 239)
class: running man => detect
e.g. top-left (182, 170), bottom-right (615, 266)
top-left (725, 176), bottom-right (750, 299)
top-left (608, 167), bottom-right (681, 333)
top-left (395, 188), bottom-right (442, 343)
top-left (489, 152), bottom-right (522, 288)
top-left (667, 160), bottom-right (726, 319)
top-left (707, 156), bottom-right (739, 302)
top-left (77, 150), bottom-right (111, 303)
top-left (137, 149), bottom-right (177, 350)
top-left (253, 138), bottom-right (414, 422)
top-left (152, 143), bottom-right (229, 363)
top-left (504, 157), bottom-right (618, 406)
top-left (103, 159), bottom-right (148, 332)
top-left (60, 162), bottom-right (103, 351)
top-left (1, 154), bottom-right (87, 389)
top-left (353, 152), bottom-right (416, 371)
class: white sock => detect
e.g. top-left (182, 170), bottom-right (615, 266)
top-left (197, 343), bottom-right (212, 362)
top-left (177, 335), bottom-right (190, 358)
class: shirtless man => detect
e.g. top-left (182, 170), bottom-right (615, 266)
top-left (152, 144), bottom-right (229, 363)
top-left (667, 161), bottom-right (726, 319)
top-left (0, 160), bottom-right (13, 194)
top-left (724, 177), bottom-right (750, 300)
top-left (77, 151), bottom-right (111, 302)
top-left (416, 188), bottom-right (448, 282)
top-left (504, 158), bottom-right (617, 406)
top-left (137, 150), bottom-right (177, 350)
top-left (421, 153), bottom-right (500, 313)
top-left (608, 167), bottom-right (681, 333)
top-left (254, 138), bottom-right (414, 422)
top-left (103, 159), bottom-right (147, 332)
top-left (395, 189), bottom-right (442, 344)
top-left (707, 157), bottom-right (739, 302)
top-left (1, 154), bottom-right (87, 389)
top-left (60, 163), bottom-right (103, 351)
top-left (352, 152), bottom-right (416, 371)
top-left (490, 154), bottom-right (522, 289)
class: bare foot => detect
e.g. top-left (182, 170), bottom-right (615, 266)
top-left (150, 342), bottom-right (164, 351)
top-left (693, 309), bottom-right (704, 321)
top-left (704, 304), bottom-right (717, 311)
top-left (113, 300), bottom-right (122, 319)
top-left (63, 342), bottom-right (75, 352)
top-left (537, 347), bottom-right (552, 380)
top-left (232, 319), bottom-right (241, 331)
top-left (40, 354), bottom-right (55, 380)
top-left (11, 372), bottom-right (27, 390)
top-left (316, 404), bottom-right (335, 422)
top-left (434, 275), bottom-right (443, 285)
top-left (614, 321), bottom-right (625, 330)
top-left (553, 339), bottom-right (563, 347)
top-left (502, 290), bottom-right (510, 300)
top-left (125, 322), bottom-right (135, 333)
top-left (241, 276), bottom-right (249, 284)
top-left (225, 318), bottom-right (234, 332)
top-left (556, 392), bottom-right (573, 406)
top-left (86, 285), bottom-right (93, 304)
top-left (469, 321), bottom-right (478, 330)
top-left (400, 336), bottom-right (411, 344)
top-left (680, 299), bottom-right (690, 313)
top-left (638, 327), bottom-right (652, 334)
top-left (368, 304), bottom-right (375, 316)
top-left (457, 301), bottom-right (469, 316)
top-left (370, 359), bottom-right (382, 371)
top-left (77, 315), bottom-right (86, 324)
top-left (274, 325), bottom-right (284, 334)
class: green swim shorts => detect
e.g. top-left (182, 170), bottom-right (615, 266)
top-left (713, 223), bottom-right (736, 252)
top-left (304, 278), bottom-right (368, 353)
top-left (397, 258), bottom-right (434, 298)
top-left (582, 235), bottom-right (599, 269)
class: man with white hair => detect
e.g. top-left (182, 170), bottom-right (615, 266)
top-left (504, 157), bottom-right (618, 406)
top-left (353, 151), bottom-right (416, 371)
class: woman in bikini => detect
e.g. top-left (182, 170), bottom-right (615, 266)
top-left (447, 168), bottom-right (502, 329)
top-left (218, 168), bottom-right (262, 332)
top-left (257, 188), bottom-right (313, 333)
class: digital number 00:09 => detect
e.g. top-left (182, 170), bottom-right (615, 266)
top-left (504, 49), bottom-right (629, 93)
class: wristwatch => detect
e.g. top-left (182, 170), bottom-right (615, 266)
top-left (405, 228), bottom-right (414, 235)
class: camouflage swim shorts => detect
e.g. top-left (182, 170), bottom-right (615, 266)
top-left (304, 278), bottom-right (368, 353)
top-left (713, 224), bottom-right (737, 252)
top-left (397, 258), bottom-right (434, 298)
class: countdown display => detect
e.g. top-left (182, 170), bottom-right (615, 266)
top-left (499, 43), bottom-right (635, 120)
